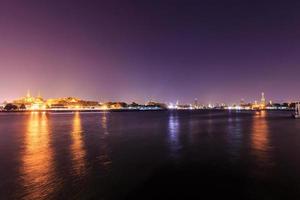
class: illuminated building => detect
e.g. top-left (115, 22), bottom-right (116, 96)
top-left (46, 97), bottom-right (99, 109)
top-left (250, 92), bottom-right (268, 110)
top-left (13, 91), bottom-right (46, 110)
top-left (261, 92), bottom-right (266, 106)
top-left (193, 98), bottom-right (198, 109)
top-left (259, 92), bottom-right (267, 109)
top-left (4, 91), bottom-right (291, 112)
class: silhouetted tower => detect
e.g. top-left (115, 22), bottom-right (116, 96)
top-left (261, 92), bottom-right (266, 105)
top-left (194, 98), bottom-right (198, 108)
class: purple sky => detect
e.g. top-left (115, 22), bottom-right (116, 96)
top-left (1, 0), bottom-right (300, 104)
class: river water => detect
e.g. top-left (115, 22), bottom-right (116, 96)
top-left (1, 110), bottom-right (300, 199)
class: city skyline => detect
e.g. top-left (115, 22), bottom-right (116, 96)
top-left (1, 89), bottom-right (293, 112)
top-left (0, 89), bottom-right (294, 105)
top-left (1, 1), bottom-right (300, 103)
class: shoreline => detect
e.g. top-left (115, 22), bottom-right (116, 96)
top-left (0, 108), bottom-right (294, 113)
top-left (0, 109), bottom-right (166, 113)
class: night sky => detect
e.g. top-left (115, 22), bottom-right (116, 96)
top-left (1, 0), bottom-right (300, 104)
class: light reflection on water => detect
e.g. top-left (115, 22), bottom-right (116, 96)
top-left (101, 112), bottom-right (109, 135)
top-left (2, 111), bottom-right (300, 199)
top-left (168, 113), bottom-right (180, 158)
top-left (251, 110), bottom-right (273, 168)
top-left (98, 113), bottom-right (111, 169)
top-left (71, 112), bottom-right (86, 176)
top-left (21, 112), bottom-right (55, 200)
top-left (227, 116), bottom-right (243, 161)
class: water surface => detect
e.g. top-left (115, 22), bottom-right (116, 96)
top-left (1, 110), bottom-right (300, 199)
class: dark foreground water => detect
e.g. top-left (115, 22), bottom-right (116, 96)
top-left (1, 110), bottom-right (300, 199)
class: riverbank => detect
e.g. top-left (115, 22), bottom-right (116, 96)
top-left (0, 108), bottom-right (167, 113)
top-left (0, 108), bottom-right (294, 113)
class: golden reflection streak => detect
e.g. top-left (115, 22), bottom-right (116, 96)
top-left (71, 112), bottom-right (86, 176)
top-left (99, 112), bottom-right (112, 169)
top-left (22, 112), bottom-right (54, 200)
top-left (251, 110), bottom-right (271, 165)
top-left (101, 112), bottom-right (109, 135)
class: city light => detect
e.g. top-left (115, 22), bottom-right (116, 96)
top-left (0, 91), bottom-right (296, 112)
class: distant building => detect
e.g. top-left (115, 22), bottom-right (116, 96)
top-left (13, 90), bottom-right (46, 110)
top-left (105, 102), bottom-right (127, 109)
top-left (250, 92), bottom-right (268, 110)
top-left (261, 92), bottom-right (266, 106)
top-left (146, 101), bottom-right (167, 109)
top-left (193, 98), bottom-right (198, 108)
top-left (46, 97), bottom-right (99, 109)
